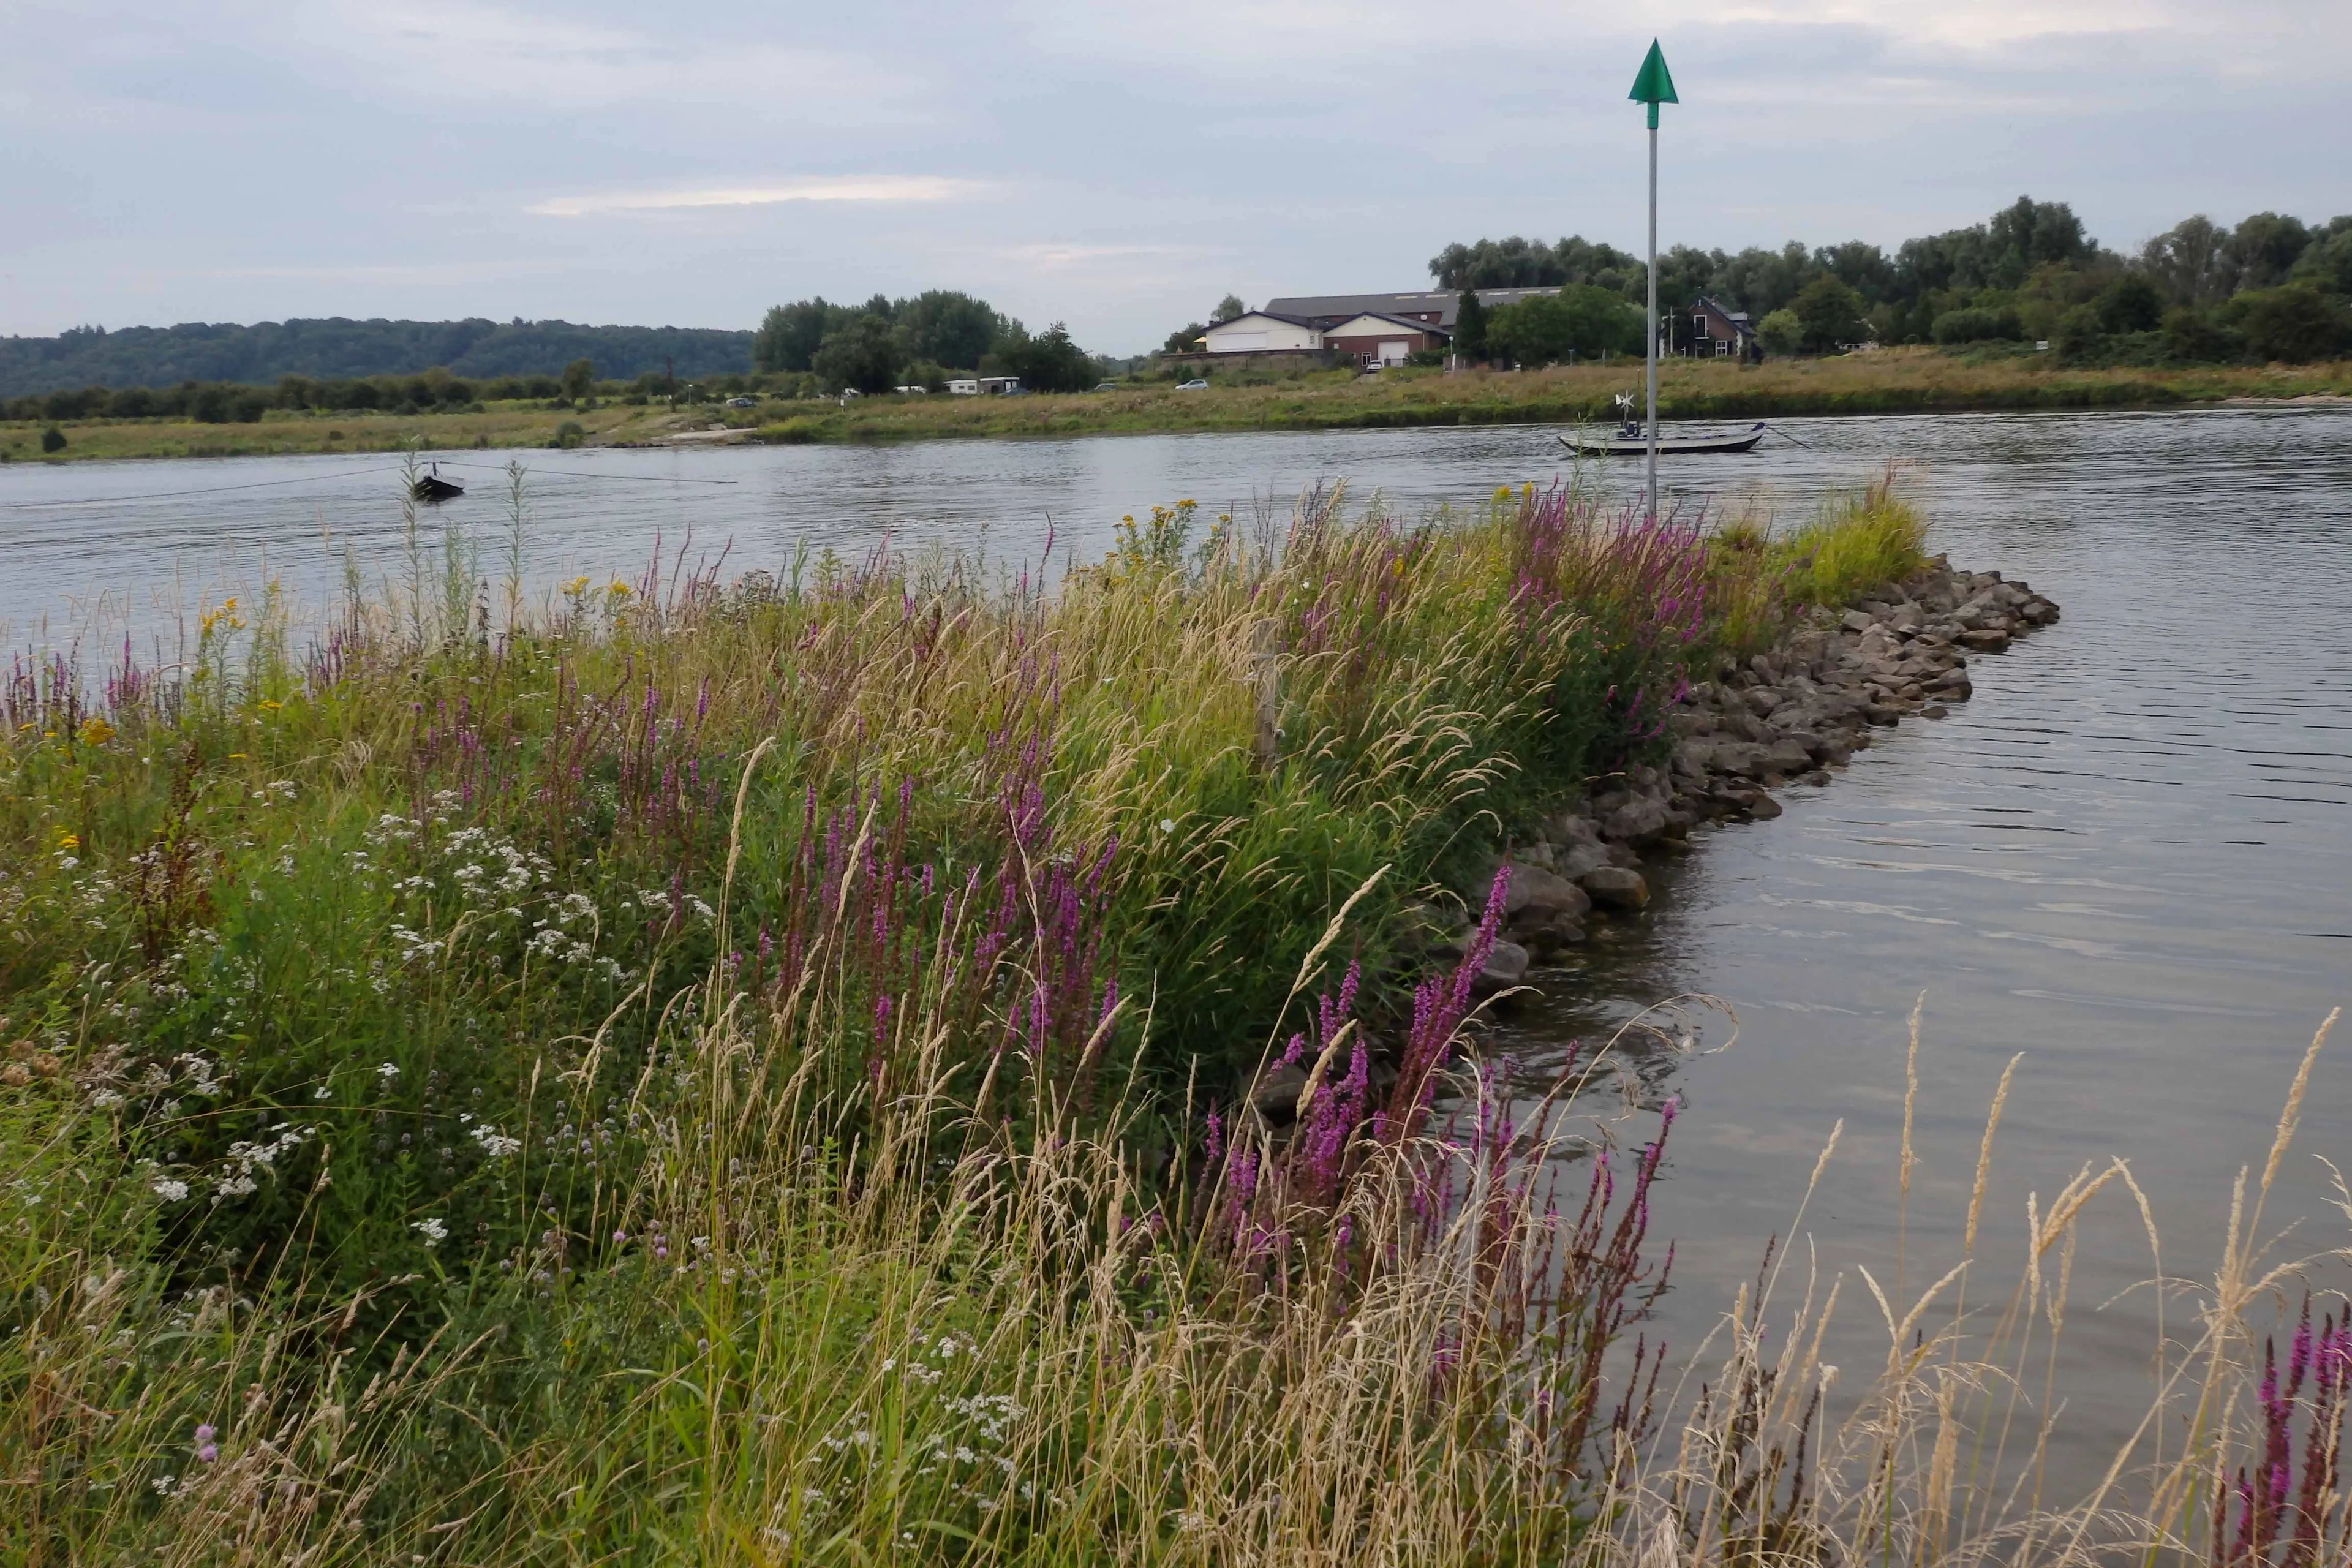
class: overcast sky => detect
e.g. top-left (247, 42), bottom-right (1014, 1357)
top-left (3, 0), bottom-right (2347, 355)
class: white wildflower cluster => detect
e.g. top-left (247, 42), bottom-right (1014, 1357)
top-left (412, 1216), bottom-right (448, 1245)
top-left (846, 1335), bottom-right (1036, 1509)
top-left (209, 1123), bottom-right (312, 1202)
top-left (388, 925), bottom-right (438, 966)
top-left (459, 1114), bottom-right (522, 1158)
top-left (151, 1178), bottom-right (190, 1202)
top-left (525, 890), bottom-right (619, 978)
top-left (364, 809), bottom-right (627, 984)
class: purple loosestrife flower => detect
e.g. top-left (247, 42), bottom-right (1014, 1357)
top-left (194, 1423), bottom-right (217, 1464)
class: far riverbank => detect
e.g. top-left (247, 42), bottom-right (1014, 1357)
top-left (5, 349), bottom-right (2350, 463)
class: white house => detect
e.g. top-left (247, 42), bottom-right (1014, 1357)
top-left (1200, 311), bottom-right (1324, 354)
top-left (1320, 312), bottom-right (1448, 366)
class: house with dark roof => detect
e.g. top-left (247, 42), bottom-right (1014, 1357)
top-left (1194, 287), bottom-right (1569, 366)
top-left (1259, 287), bottom-right (1562, 331)
top-left (1688, 295), bottom-right (1757, 357)
top-left (1320, 311), bottom-right (1450, 366)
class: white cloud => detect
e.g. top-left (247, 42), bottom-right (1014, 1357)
top-left (527, 177), bottom-right (993, 218)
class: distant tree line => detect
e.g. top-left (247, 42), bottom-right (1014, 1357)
top-left (1431, 198), bottom-right (2352, 365)
top-left (754, 290), bottom-right (1105, 394)
top-left (0, 318), bottom-right (755, 400)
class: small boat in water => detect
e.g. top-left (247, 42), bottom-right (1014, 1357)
top-left (412, 464), bottom-right (465, 502)
top-left (1557, 420), bottom-right (1766, 457)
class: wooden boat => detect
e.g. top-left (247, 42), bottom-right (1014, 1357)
top-left (412, 464), bottom-right (465, 502)
top-left (1557, 421), bottom-right (1766, 456)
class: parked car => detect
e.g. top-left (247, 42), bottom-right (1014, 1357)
top-left (722, 396), bottom-right (757, 408)
top-left (1175, 379), bottom-right (1210, 391)
top-left (1094, 381), bottom-right (1121, 392)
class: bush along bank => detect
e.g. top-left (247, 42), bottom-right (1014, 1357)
top-left (1390, 551), bottom-right (2061, 1001)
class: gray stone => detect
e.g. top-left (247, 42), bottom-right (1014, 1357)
top-left (1765, 737), bottom-right (1815, 775)
top-left (1958, 628), bottom-right (2011, 652)
top-left (1554, 842), bottom-right (1609, 881)
top-left (1747, 792), bottom-right (1785, 821)
top-left (1500, 861), bottom-right (1590, 926)
top-left (1519, 914), bottom-right (1587, 957)
top-left (1475, 940), bottom-right (1531, 993)
top-left (1711, 741), bottom-right (1768, 779)
top-left (1598, 796), bottom-right (1670, 843)
top-left (1840, 608), bottom-right (1874, 633)
top-left (1578, 865), bottom-right (1651, 911)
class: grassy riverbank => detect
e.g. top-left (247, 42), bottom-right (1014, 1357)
top-left (4, 477), bottom-right (2342, 1563)
top-left (7, 350), bottom-right (2351, 465)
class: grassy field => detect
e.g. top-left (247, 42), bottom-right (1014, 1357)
top-left (7, 350), bottom-right (2351, 466)
top-left (3, 474), bottom-right (2345, 1564)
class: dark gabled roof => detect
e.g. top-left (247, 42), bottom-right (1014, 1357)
top-left (1321, 310), bottom-right (1454, 338)
top-left (1691, 295), bottom-right (1756, 333)
top-left (1262, 286), bottom-right (1560, 330)
top-left (1205, 310), bottom-right (1321, 331)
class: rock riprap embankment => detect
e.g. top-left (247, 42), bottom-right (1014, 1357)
top-left (1475, 554), bottom-right (2060, 975)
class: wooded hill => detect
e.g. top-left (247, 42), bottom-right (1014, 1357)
top-left (0, 318), bottom-right (755, 398)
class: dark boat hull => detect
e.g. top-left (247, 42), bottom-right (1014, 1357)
top-left (412, 476), bottom-right (465, 502)
top-left (1557, 422), bottom-right (1765, 456)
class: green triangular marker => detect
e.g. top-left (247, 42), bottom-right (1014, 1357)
top-left (1629, 39), bottom-right (1677, 127)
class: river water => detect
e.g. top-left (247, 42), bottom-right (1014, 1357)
top-left (5, 409), bottom-right (2349, 1487)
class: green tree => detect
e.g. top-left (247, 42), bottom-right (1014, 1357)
top-left (810, 315), bottom-right (905, 394)
top-left (1427, 235), bottom-right (1642, 291)
top-left (560, 358), bottom-right (595, 401)
top-left (893, 291), bottom-right (1004, 371)
top-left (2139, 216), bottom-right (2234, 306)
top-left (753, 300), bottom-right (841, 374)
top-left (1213, 295), bottom-right (1246, 322)
top-left (2162, 306), bottom-right (2241, 363)
top-left (2231, 284), bottom-right (2349, 363)
top-left (984, 322), bottom-right (1095, 393)
top-left (2095, 273), bottom-right (2166, 334)
top-left (2227, 212), bottom-right (2312, 291)
top-left (1162, 322), bottom-right (1208, 354)
top-left (1755, 309), bottom-right (1801, 357)
top-left (1930, 306), bottom-right (2024, 345)
top-left (2289, 223), bottom-right (2352, 297)
top-left (40, 425), bottom-right (66, 453)
top-left (1485, 285), bottom-right (1643, 364)
top-left (1453, 289), bottom-right (1490, 361)
top-left (1790, 275), bottom-right (1868, 353)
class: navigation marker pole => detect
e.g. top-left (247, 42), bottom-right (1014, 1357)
top-left (1629, 39), bottom-right (1678, 525)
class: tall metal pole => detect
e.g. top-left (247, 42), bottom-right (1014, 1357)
top-left (1645, 108), bottom-right (1659, 524)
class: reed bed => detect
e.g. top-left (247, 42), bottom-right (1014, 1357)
top-left (3, 467), bottom-right (2340, 1564)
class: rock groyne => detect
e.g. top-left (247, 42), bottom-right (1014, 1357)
top-left (1479, 555), bottom-right (2063, 982)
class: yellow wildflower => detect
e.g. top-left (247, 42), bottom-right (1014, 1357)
top-left (78, 717), bottom-right (114, 747)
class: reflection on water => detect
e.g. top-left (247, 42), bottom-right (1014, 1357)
top-left (7, 405), bottom-right (2351, 1482)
